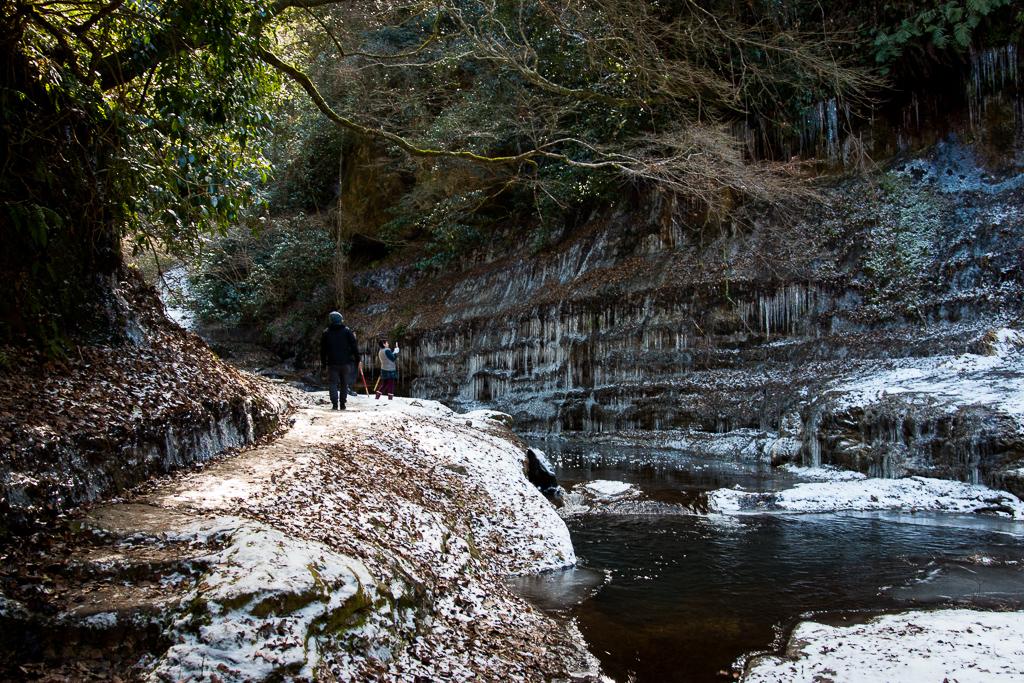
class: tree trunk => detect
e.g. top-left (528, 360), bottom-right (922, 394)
top-left (333, 145), bottom-right (347, 310)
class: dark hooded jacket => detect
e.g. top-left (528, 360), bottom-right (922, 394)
top-left (320, 323), bottom-right (359, 367)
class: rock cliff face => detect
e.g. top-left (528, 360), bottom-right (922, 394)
top-left (0, 273), bottom-right (289, 535)
top-left (348, 137), bottom-right (1024, 492)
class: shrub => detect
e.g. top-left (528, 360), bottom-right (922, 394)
top-left (191, 217), bottom-right (336, 348)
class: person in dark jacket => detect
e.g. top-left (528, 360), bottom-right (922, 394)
top-left (320, 311), bottom-right (359, 410)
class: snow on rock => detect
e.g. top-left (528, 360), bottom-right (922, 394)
top-left (560, 479), bottom-right (645, 515)
top-left (583, 480), bottom-right (634, 499)
top-left (778, 464), bottom-right (867, 482)
top-left (766, 436), bottom-right (802, 462)
top-left (529, 447), bottom-right (557, 478)
top-left (984, 328), bottom-right (1024, 357)
top-left (154, 517), bottom-right (375, 681)
top-left (0, 394), bottom-right (599, 681)
top-left (462, 409), bottom-right (515, 427)
top-left (656, 428), bottom-right (779, 460)
top-left (132, 394), bottom-right (592, 681)
top-left (553, 427), bottom-right (789, 464)
top-left (827, 327), bottom-right (1024, 429)
top-left (708, 475), bottom-right (1024, 518)
top-left (743, 609), bottom-right (1024, 682)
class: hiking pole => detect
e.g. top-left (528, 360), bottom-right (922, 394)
top-left (360, 365), bottom-right (371, 397)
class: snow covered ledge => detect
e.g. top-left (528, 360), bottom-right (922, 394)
top-left (707, 471), bottom-right (1024, 518)
top-left (2, 394), bottom-right (598, 681)
top-left (147, 394), bottom-right (588, 679)
top-left (160, 393), bottom-right (576, 574)
top-left (743, 609), bottom-right (1024, 682)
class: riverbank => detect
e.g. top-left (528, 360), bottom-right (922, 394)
top-left (1, 393), bottom-right (602, 681)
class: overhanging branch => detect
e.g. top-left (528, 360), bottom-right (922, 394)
top-left (257, 46), bottom-right (540, 167)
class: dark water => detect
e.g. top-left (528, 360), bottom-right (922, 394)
top-left (527, 439), bottom-right (1024, 683)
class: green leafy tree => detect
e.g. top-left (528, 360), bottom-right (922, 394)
top-left (4, 0), bottom-right (1010, 347)
top-left (872, 0), bottom-right (1015, 70)
top-left (0, 0), bottom-right (290, 345)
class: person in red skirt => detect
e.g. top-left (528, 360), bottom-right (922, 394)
top-left (376, 339), bottom-right (399, 400)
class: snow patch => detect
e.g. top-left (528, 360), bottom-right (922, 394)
top-left (827, 328), bottom-right (1024, 430)
top-left (462, 409), bottom-right (514, 427)
top-left (560, 479), bottom-right (644, 515)
top-left (990, 328), bottom-right (1024, 357)
top-left (153, 517), bottom-right (374, 681)
top-left (79, 612), bottom-right (118, 629)
top-left (708, 475), bottom-right (1024, 518)
top-left (744, 609), bottom-right (1024, 682)
top-left (779, 464), bottom-right (867, 482)
top-left (582, 480), bottom-right (634, 499)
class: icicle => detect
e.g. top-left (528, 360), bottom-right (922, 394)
top-left (967, 44), bottom-right (1022, 132)
top-left (804, 406), bottom-right (823, 468)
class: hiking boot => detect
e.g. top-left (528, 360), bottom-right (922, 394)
top-left (331, 404), bottom-right (338, 410)
top-left (375, 391), bottom-right (381, 399)
top-left (338, 404), bottom-right (346, 411)
top-left (388, 394), bottom-right (394, 400)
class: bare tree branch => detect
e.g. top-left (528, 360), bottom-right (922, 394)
top-left (257, 46), bottom-right (542, 166)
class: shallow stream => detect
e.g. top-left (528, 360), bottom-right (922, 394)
top-left (516, 438), bottom-right (1024, 682)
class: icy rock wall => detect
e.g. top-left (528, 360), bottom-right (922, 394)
top-left (392, 146), bottom-right (1023, 439)
top-left (968, 44), bottom-right (1022, 133)
top-left (408, 284), bottom-right (829, 434)
top-left (798, 401), bottom-right (1024, 498)
top-left (351, 140), bottom-right (1024, 489)
top-left (792, 332), bottom-right (1024, 491)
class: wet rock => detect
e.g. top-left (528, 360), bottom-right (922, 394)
top-left (526, 448), bottom-right (559, 490)
top-left (526, 448), bottom-right (565, 507)
top-left (562, 480), bottom-right (644, 514)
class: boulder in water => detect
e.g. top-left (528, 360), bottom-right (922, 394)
top-left (526, 448), bottom-right (564, 507)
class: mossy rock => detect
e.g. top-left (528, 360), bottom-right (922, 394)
top-left (308, 584), bottom-right (374, 639)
